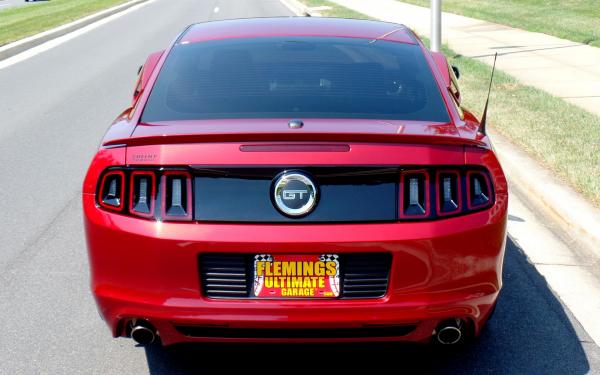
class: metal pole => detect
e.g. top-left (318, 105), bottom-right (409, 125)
top-left (430, 0), bottom-right (441, 52)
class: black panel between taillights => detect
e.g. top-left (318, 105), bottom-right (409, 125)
top-left (193, 167), bottom-right (398, 223)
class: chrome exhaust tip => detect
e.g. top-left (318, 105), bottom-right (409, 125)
top-left (436, 319), bottom-right (464, 345)
top-left (130, 322), bottom-right (156, 346)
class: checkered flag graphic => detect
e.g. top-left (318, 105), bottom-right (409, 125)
top-left (319, 254), bottom-right (339, 262)
top-left (253, 254), bottom-right (272, 296)
top-left (254, 254), bottom-right (273, 262)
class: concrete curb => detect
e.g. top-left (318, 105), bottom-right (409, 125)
top-left (491, 130), bottom-right (600, 257)
top-left (0, 0), bottom-right (149, 61)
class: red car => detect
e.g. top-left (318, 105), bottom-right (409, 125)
top-left (83, 17), bottom-right (507, 347)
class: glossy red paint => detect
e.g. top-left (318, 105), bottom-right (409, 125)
top-left (430, 51), bottom-right (451, 89)
top-left (84, 143), bottom-right (507, 344)
top-left (103, 119), bottom-right (489, 148)
top-left (132, 50), bottom-right (164, 106)
top-left (136, 119), bottom-right (447, 138)
top-left (83, 18), bottom-right (508, 346)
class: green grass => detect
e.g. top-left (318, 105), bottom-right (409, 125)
top-left (446, 49), bottom-right (600, 206)
top-left (299, 0), bottom-right (600, 206)
top-left (397, 0), bottom-right (600, 48)
top-left (0, 0), bottom-right (130, 46)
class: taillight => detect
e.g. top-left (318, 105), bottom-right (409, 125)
top-left (400, 170), bottom-right (429, 218)
top-left (129, 171), bottom-right (156, 218)
top-left (98, 170), bottom-right (125, 211)
top-left (96, 166), bottom-right (493, 222)
top-left (97, 168), bottom-right (192, 221)
top-left (436, 170), bottom-right (461, 216)
top-left (161, 171), bottom-right (192, 221)
top-left (467, 171), bottom-right (492, 210)
top-left (399, 167), bottom-right (494, 220)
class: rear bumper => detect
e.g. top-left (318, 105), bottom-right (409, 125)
top-left (95, 291), bottom-right (498, 345)
top-left (84, 193), bottom-right (507, 345)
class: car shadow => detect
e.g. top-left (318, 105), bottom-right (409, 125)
top-left (143, 238), bottom-right (590, 374)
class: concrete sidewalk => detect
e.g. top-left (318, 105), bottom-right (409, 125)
top-left (330, 0), bottom-right (600, 117)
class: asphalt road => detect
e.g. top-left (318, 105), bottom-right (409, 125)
top-left (0, 0), bottom-right (599, 373)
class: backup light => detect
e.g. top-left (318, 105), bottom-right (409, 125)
top-left (443, 178), bottom-right (452, 201)
top-left (409, 178), bottom-right (420, 205)
top-left (170, 178), bottom-right (184, 214)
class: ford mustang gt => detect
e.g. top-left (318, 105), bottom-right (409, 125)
top-left (83, 17), bottom-right (507, 347)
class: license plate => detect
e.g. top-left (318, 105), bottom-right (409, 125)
top-left (253, 254), bottom-right (340, 298)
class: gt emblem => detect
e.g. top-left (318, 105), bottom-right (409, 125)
top-left (282, 189), bottom-right (308, 200)
top-left (272, 172), bottom-right (318, 217)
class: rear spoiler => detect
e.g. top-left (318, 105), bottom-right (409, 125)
top-left (102, 133), bottom-right (487, 148)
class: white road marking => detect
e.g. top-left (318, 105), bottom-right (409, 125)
top-left (0, 0), bottom-right (156, 71)
top-left (213, 6), bottom-right (219, 13)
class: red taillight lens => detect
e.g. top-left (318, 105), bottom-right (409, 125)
top-left (161, 171), bottom-right (192, 221)
top-left (98, 170), bottom-right (125, 211)
top-left (129, 171), bottom-right (156, 218)
top-left (400, 170), bottom-right (430, 218)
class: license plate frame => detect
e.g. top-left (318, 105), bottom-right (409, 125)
top-left (253, 254), bottom-right (340, 298)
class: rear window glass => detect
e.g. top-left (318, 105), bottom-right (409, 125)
top-left (141, 37), bottom-right (450, 122)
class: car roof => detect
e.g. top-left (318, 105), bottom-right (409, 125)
top-left (179, 17), bottom-right (417, 45)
